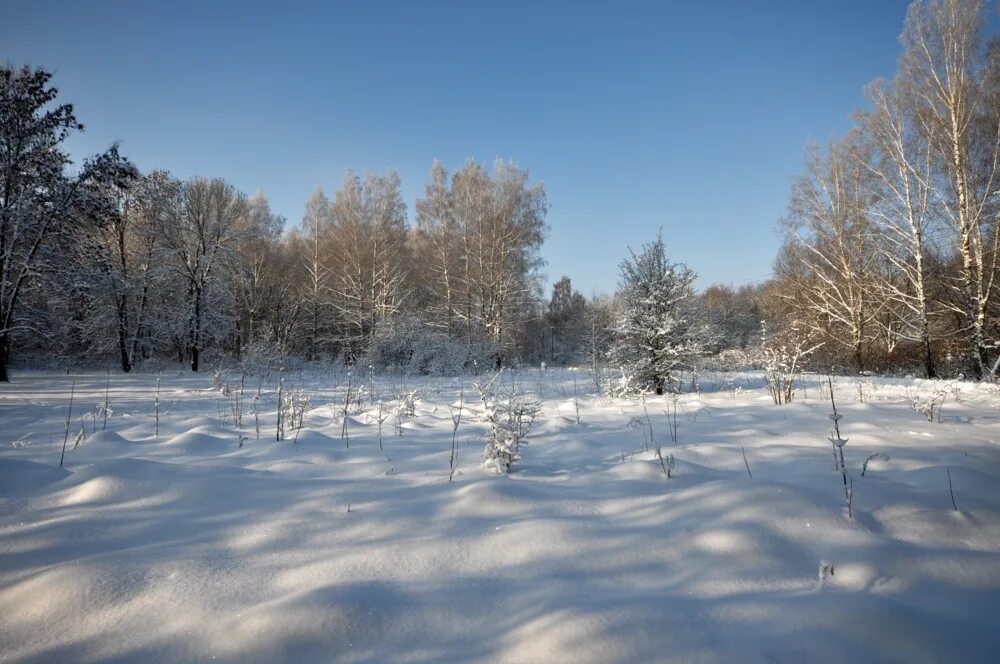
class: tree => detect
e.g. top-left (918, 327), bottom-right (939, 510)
top-left (415, 159), bottom-right (548, 365)
top-left (609, 233), bottom-right (703, 395)
top-left (699, 283), bottom-right (764, 352)
top-left (0, 65), bottom-right (135, 381)
top-left (414, 160), bottom-right (463, 336)
top-left (857, 79), bottom-right (942, 377)
top-left (231, 191), bottom-right (289, 356)
top-left (546, 276), bottom-right (586, 364)
top-left (328, 171), bottom-right (410, 361)
top-left (299, 186), bottom-right (333, 360)
top-left (158, 177), bottom-right (248, 372)
top-left (81, 170), bottom-right (178, 372)
top-left (899, 0), bottom-right (1000, 378)
top-left (779, 133), bottom-right (880, 372)
top-left (582, 293), bottom-right (615, 388)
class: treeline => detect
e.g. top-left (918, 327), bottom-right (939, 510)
top-left (1, 64), bottom-right (609, 380)
top-left (764, 0), bottom-right (1000, 379)
top-left (4, 0), bottom-right (998, 385)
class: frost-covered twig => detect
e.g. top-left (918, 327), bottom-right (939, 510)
top-left (909, 383), bottom-right (955, 423)
top-left (449, 385), bottom-right (463, 482)
top-left (827, 376), bottom-right (852, 519)
top-left (860, 452), bottom-right (889, 477)
top-left (154, 373), bottom-right (161, 439)
top-left (665, 393), bottom-right (679, 443)
top-left (341, 370), bottom-right (352, 447)
top-left (276, 368), bottom-right (285, 441)
top-left (59, 380), bottom-right (75, 468)
top-left (947, 467), bottom-right (958, 512)
top-left (627, 416), bottom-right (649, 451)
top-left (572, 373), bottom-right (581, 426)
top-left (101, 369), bottom-right (111, 431)
top-left (375, 401), bottom-right (388, 452)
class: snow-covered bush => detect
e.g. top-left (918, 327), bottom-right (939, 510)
top-left (856, 378), bottom-right (878, 403)
top-left (908, 383), bottom-right (957, 423)
top-left (212, 368), bottom-right (228, 392)
top-left (281, 389), bottom-right (311, 432)
top-left (368, 315), bottom-right (499, 376)
top-left (396, 390), bottom-right (419, 418)
top-left (701, 348), bottom-right (756, 373)
top-left (478, 372), bottom-right (541, 474)
top-left (239, 333), bottom-right (285, 377)
top-left (757, 322), bottom-right (821, 405)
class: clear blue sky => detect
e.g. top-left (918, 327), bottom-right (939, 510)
top-left (4, 0), bottom-right (913, 295)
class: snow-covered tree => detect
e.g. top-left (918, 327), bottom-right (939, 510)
top-left (328, 171), bottom-right (410, 361)
top-left (582, 293), bottom-right (615, 388)
top-left (609, 233), bottom-right (704, 395)
top-left (78, 170), bottom-right (178, 372)
top-left (414, 160), bottom-right (547, 364)
top-left (546, 276), bottom-right (587, 364)
top-left (299, 186), bottom-right (334, 360)
top-left (158, 177), bottom-right (249, 372)
top-left (0, 65), bottom-right (136, 381)
top-left (230, 191), bottom-right (291, 356)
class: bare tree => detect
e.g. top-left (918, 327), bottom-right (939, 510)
top-left (424, 160), bottom-right (547, 364)
top-left (857, 79), bottom-right (942, 377)
top-left (779, 133), bottom-right (881, 372)
top-left (414, 160), bottom-right (463, 336)
top-left (159, 177), bottom-right (248, 372)
top-left (231, 191), bottom-right (287, 356)
top-left (300, 186), bottom-right (333, 360)
top-left (899, 0), bottom-right (1000, 378)
top-left (83, 171), bottom-right (178, 372)
top-left (328, 171), bottom-right (410, 362)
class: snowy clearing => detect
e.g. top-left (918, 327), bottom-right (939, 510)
top-left (2, 370), bottom-right (1000, 663)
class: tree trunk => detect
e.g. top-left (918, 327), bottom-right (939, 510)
top-left (950, 115), bottom-right (985, 380)
top-left (190, 288), bottom-right (202, 372)
top-left (0, 334), bottom-right (10, 383)
top-left (921, 321), bottom-right (936, 379)
top-left (117, 300), bottom-right (132, 373)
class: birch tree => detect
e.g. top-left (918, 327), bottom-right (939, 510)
top-left (857, 79), bottom-right (943, 377)
top-left (414, 160), bottom-right (463, 336)
top-left (453, 160), bottom-right (547, 362)
top-left (899, 0), bottom-right (1000, 378)
top-left (300, 186), bottom-right (333, 360)
top-left (780, 133), bottom-right (881, 372)
top-left (328, 171), bottom-right (409, 361)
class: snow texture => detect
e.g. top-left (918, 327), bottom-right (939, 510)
top-left (2, 369), bottom-right (1000, 663)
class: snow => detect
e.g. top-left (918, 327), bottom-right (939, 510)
top-left (2, 370), bottom-right (1000, 662)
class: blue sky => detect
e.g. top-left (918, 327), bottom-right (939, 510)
top-left (4, 0), bottom-right (913, 295)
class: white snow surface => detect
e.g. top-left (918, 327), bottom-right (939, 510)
top-left (2, 369), bottom-right (1000, 663)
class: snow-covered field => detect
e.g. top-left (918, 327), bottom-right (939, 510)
top-left (2, 369), bottom-right (1000, 663)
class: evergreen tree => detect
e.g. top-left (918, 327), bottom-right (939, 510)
top-left (609, 233), bottom-right (703, 395)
